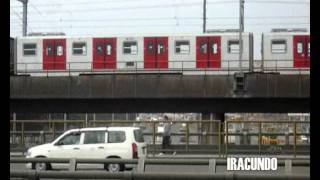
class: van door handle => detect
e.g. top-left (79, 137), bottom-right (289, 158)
top-left (98, 147), bottom-right (104, 149)
top-left (73, 147), bottom-right (80, 150)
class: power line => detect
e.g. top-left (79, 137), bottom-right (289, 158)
top-left (10, 0), bottom-right (310, 8)
top-left (11, 0), bottom-right (163, 7)
top-left (9, 15), bottom-right (309, 23)
top-left (10, 0), bottom-right (310, 15)
top-left (12, 22), bottom-right (308, 30)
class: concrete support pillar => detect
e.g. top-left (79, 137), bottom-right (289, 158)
top-left (12, 113), bottom-right (17, 144)
top-left (200, 113), bottom-right (224, 145)
top-left (63, 113), bottom-right (67, 131)
top-left (93, 113), bottom-right (96, 127)
top-left (85, 113), bottom-right (88, 127)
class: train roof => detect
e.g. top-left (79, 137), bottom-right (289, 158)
top-left (262, 32), bottom-right (310, 36)
top-left (15, 32), bottom-right (253, 39)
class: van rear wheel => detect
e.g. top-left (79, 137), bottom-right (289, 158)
top-left (106, 163), bottom-right (124, 172)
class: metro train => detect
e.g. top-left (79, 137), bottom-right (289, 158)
top-left (10, 29), bottom-right (310, 76)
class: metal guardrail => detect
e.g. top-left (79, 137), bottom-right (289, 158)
top-left (10, 171), bottom-right (310, 180)
top-left (10, 157), bottom-right (310, 166)
top-left (11, 59), bottom-right (310, 76)
top-left (226, 120), bottom-right (310, 158)
top-left (10, 120), bottom-right (310, 157)
top-left (10, 157), bottom-right (310, 180)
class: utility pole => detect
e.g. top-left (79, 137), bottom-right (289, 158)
top-left (17, 0), bottom-right (28, 36)
top-left (239, 0), bottom-right (244, 72)
top-left (203, 0), bottom-right (206, 33)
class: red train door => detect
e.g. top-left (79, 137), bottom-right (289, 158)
top-left (54, 39), bottom-right (66, 70)
top-left (305, 36), bottom-right (310, 67)
top-left (144, 37), bottom-right (156, 68)
top-left (293, 35), bottom-right (309, 68)
top-left (196, 37), bottom-right (208, 68)
top-left (43, 39), bottom-right (66, 70)
top-left (208, 36), bottom-right (221, 68)
top-left (93, 38), bottom-right (117, 69)
top-left (105, 38), bottom-right (117, 69)
top-left (43, 39), bottom-right (55, 70)
top-left (156, 37), bottom-right (168, 69)
top-left (93, 38), bottom-right (105, 69)
top-left (196, 36), bottom-right (221, 68)
top-left (144, 37), bottom-right (168, 69)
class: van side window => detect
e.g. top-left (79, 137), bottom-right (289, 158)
top-left (134, 129), bottom-right (144, 142)
top-left (108, 131), bottom-right (126, 143)
top-left (84, 131), bottom-right (106, 144)
top-left (58, 132), bottom-right (81, 145)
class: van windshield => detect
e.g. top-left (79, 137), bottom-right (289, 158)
top-left (134, 129), bottom-right (144, 143)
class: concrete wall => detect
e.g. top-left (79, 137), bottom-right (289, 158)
top-left (10, 73), bottom-right (309, 113)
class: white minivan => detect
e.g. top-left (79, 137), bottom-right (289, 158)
top-left (26, 127), bottom-right (146, 172)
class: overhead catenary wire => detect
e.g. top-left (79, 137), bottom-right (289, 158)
top-left (10, 0), bottom-right (310, 8)
top-left (20, 22), bottom-right (309, 30)
top-left (10, 0), bottom-right (309, 37)
top-left (9, 15), bottom-right (309, 23)
top-left (10, 0), bottom-right (310, 14)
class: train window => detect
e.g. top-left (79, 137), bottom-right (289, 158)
top-left (106, 43), bottom-right (112, 55)
top-left (297, 42), bottom-right (303, 54)
top-left (271, 40), bottom-right (286, 54)
top-left (123, 41), bottom-right (138, 55)
top-left (46, 44), bottom-right (54, 56)
top-left (158, 42), bottom-right (164, 54)
top-left (73, 42), bottom-right (87, 55)
top-left (211, 43), bottom-right (218, 54)
top-left (56, 45), bottom-right (63, 56)
top-left (200, 42), bottom-right (207, 54)
top-left (147, 41), bottom-right (154, 54)
top-left (175, 40), bottom-right (190, 54)
top-left (228, 40), bottom-right (239, 54)
top-left (308, 42), bottom-right (310, 57)
top-left (96, 43), bottom-right (103, 55)
top-left (23, 43), bottom-right (37, 56)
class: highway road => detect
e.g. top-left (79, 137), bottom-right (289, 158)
top-left (10, 154), bottom-right (310, 180)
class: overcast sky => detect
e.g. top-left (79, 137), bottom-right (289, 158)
top-left (10, 0), bottom-right (310, 59)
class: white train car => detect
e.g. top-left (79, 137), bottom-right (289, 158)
top-left (14, 32), bottom-right (254, 76)
top-left (67, 37), bottom-right (92, 72)
top-left (261, 30), bottom-right (310, 74)
top-left (16, 36), bottom-right (43, 75)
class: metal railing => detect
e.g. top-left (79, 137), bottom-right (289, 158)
top-left (10, 171), bottom-right (310, 180)
top-left (10, 157), bottom-right (310, 179)
top-left (10, 120), bottom-right (310, 157)
top-left (11, 59), bottom-right (310, 76)
top-left (225, 120), bottom-right (310, 158)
